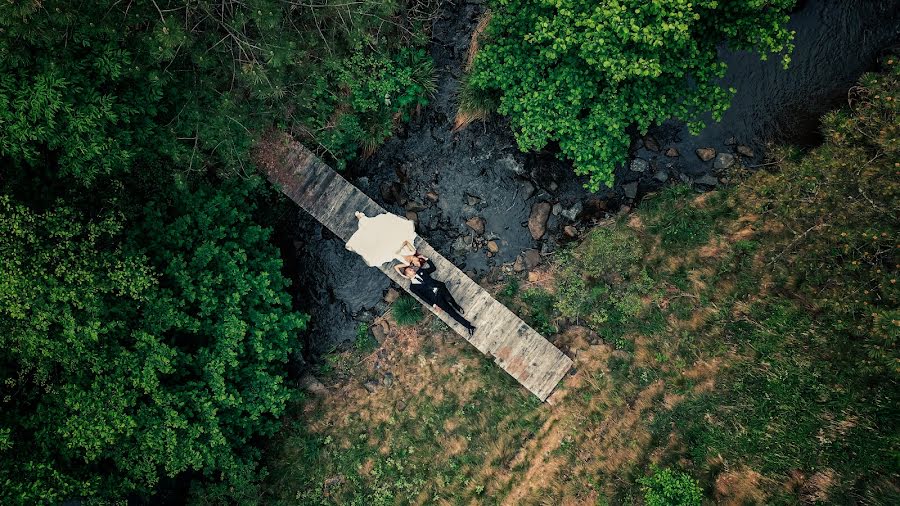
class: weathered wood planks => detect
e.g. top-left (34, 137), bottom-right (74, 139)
top-left (258, 135), bottom-right (572, 401)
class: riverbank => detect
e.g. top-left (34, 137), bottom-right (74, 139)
top-left (284, 0), bottom-right (900, 356)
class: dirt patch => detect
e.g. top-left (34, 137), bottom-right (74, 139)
top-left (714, 467), bottom-right (771, 505)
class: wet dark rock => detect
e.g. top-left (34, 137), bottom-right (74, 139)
top-left (363, 380), bottom-right (380, 393)
top-left (725, 136), bottom-right (737, 146)
top-left (522, 249), bottom-right (542, 270)
top-left (498, 154), bottom-right (526, 176)
top-left (540, 237), bottom-right (557, 255)
top-left (299, 374), bottom-right (326, 395)
top-left (695, 174), bottom-right (719, 187)
top-left (425, 191), bottom-right (439, 202)
top-left (405, 201), bottom-right (426, 212)
top-left (665, 147), bottom-right (680, 157)
top-left (465, 216), bottom-right (486, 235)
top-left (737, 145), bottom-right (755, 157)
top-left (513, 255), bottom-right (525, 272)
top-left (405, 211), bottom-right (418, 223)
top-left (371, 324), bottom-right (386, 343)
top-left (630, 158), bottom-right (649, 173)
top-left (696, 147), bottom-right (717, 162)
top-left (714, 153), bottom-right (736, 170)
top-left (559, 201), bottom-right (583, 221)
top-left (384, 288), bottom-right (400, 304)
top-left (563, 225), bottom-right (578, 238)
top-left (466, 194), bottom-right (481, 206)
top-left (623, 182), bottom-right (638, 199)
top-left (551, 203), bottom-right (562, 216)
top-left (520, 181), bottom-right (536, 199)
top-left (643, 135), bottom-right (660, 152)
top-left (548, 181), bottom-right (559, 192)
top-left (653, 170), bottom-right (669, 182)
top-left (528, 202), bottom-right (552, 239)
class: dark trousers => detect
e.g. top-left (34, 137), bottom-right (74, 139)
top-left (435, 285), bottom-right (472, 330)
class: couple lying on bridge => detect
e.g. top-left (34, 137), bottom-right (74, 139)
top-left (347, 211), bottom-right (477, 336)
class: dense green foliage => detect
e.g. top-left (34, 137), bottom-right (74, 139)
top-left (0, 0), bottom-right (434, 181)
top-left (0, 182), bottom-right (308, 501)
top-left (639, 467), bottom-right (703, 506)
top-left (0, 0), bottom-right (435, 501)
top-left (468, 0), bottom-right (796, 189)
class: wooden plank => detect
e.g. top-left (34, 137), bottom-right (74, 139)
top-left (261, 135), bottom-right (572, 401)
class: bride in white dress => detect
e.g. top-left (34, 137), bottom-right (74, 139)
top-left (345, 211), bottom-right (419, 267)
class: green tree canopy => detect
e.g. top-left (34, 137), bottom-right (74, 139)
top-left (468, 0), bottom-right (796, 190)
top-left (0, 182), bottom-right (308, 502)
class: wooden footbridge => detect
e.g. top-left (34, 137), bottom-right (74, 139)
top-left (258, 135), bottom-right (572, 401)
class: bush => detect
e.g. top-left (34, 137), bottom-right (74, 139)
top-left (555, 226), bottom-right (653, 330)
top-left (639, 466), bottom-right (703, 506)
top-left (393, 295), bottom-right (424, 326)
top-left (468, 0), bottom-right (795, 189)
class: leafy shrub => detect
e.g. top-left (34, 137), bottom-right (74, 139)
top-left (556, 226), bottom-right (653, 330)
top-left (639, 466), bottom-right (703, 506)
top-left (393, 295), bottom-right (424, 326)
top-left (0, 183), bottom-right (308, 502)
top-left (468, 0), bottom-right (796, 189)
top-left (522, 288), bottom-right (558, 335)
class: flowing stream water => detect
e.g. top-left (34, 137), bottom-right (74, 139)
top-left (285, 0), bottom-right (900, 357)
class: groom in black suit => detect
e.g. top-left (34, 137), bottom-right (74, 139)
top-left (401, 264), bottom-right (476, 336)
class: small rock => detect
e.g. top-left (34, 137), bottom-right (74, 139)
top-left (695, 174), bottom-right (719, 186)
top-left (465, 216), bottom-right (486, 235)
top-left (679, 173), bottom-right (692, 184)
top-left (425, 191), bottom-right (439, 202)
top-left (513, 255), bottom-right (526, 272)
top-left (363, 380), bottom-right (379, 393)
top-left (498, 154), bottom-right (526, 176)
top-left (379, 182), bottom-right (394, 202)
top-left (486, 240), bottom-right (499, 253)
top-left (521, 181), bottom-right (536, 199)
top-left (563, 225), bottom-right (578, 238)
top-left (299, 374), bottom-right (327, 395)
top-left (643, 135), bottom-right (660, 152)
top-left (725, 136), bottom-right (737, 146)
top-left (541, 239), bottom-right (556, 255)
top-left (527, 271), bottom-right (540, 283)
top-left (371, 324), bottom-right (386, 343)
top-left (522, 249), bottom-right (542, 270)
top-left (548, 181), bottom-right (559, 192)
top-left (665, 147), bottom-right (680, 157)
top-left (405, 211), bottom-right (418, 223)
top-left (396, 400), bottom-right (407, 411)
top-left (713, 153), bottom-right (736, 170)
top-left (528, 202), bottom-right (552, 240)
top-left (736, 145), bottom-right (754, 157)
top-left (560, 201), bottom-right (583, 221)
top-left (551, 203), bottom-right (562, 216)
top-left (405, 201), bottom-right (426, 212)
top-left (383, 372), bottom-right (394, 388)
top-left (696, 147), bottom-right (717, 162)
top-left (623, 182), bottom-right (638, 200)
top-left (384, 288), bottom-right (400, 304)
top-left (630, 158), bottom-right (649, 173)
top-left (653, 170), bottom-right (669, 182)
top-left (466, 194), bottom-right (481, 206)
top-left (357, 176), bottom-right (370, 188)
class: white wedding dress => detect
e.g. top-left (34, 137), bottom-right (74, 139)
top-left (345, 212), bottom-right (418, 267)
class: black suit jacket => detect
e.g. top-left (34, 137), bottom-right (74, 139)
top-left (409, 277), bottom-right (440, 306)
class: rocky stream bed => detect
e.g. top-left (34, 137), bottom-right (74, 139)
top-left (282, 0), bottom-right (900, 359)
